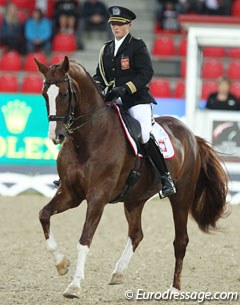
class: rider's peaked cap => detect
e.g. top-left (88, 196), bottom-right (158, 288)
top-left (108, 6), bottom-right (136, 24)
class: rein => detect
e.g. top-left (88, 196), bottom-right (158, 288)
top-left (45, 75), bottom-right (113, 134)
top-left (64, 104), bottom-right (111, 133)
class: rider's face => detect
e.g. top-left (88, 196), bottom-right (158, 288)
top-left (110, 22), bottom-right (131, 40)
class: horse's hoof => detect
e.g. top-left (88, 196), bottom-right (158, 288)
top-left (63, 286), bottom-right (80, 299)
top-left (56, 255), bottom-right (70, 276)
top-left (109, 272), bottom-right (124, 285)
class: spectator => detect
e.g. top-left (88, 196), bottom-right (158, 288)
top-left (54, 0), bottom-right (80, 34)
top-left (203, 0), bottom-right (232, 15)
top-left (159, 1), bottom-right (180, 31)
top-left (24, 8), bottom-right (52, 55)
top-left (155, 0), bottom-right (204, 17)
top-left (206, 77), bottom-right (240, 110)
top-left (156, 0), bottom-right (177, 22)
top-left (80, 0), bottom-right (111, 39)
top-left (0, 3), bottom-right (24, 54)
top-left (203, 0), bottom-right (224, 15)
top-left (36, 0), bottom-right (48, 14)
top-left (178, 0), bottom-right (205, 14)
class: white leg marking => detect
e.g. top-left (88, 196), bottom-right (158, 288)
top-left (46, 84), bottom-right (59, 141)
top-left (68, 243), bottom-right (89, 288)
top-left (168, 285), bottom-right (180, 294)
top-left (46, 232), bottom-right (64, 265)
top-left (112, 237), bottom-right (133, 274)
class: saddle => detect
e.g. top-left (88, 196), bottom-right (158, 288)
top-left (116, 104), bottom-right (142, 146)
top-left (109, 103), bottom-right (175, 203)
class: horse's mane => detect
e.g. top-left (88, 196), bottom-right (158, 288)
top-left (69, 59), bottom-right (101, 94)
top-left (50, 59), bottom-right (101, 93)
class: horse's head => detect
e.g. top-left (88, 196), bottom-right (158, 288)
top-left (35, 56), bottom-right (74, 144)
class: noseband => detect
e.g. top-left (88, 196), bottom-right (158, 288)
top-left (45, 75), bottom-right (76, 124)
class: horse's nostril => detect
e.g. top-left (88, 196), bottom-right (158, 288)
top-left (58, 134), bottom-right (65, 143)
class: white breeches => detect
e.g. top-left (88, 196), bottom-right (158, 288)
top-left (128, 104), bottom-right (152, 143)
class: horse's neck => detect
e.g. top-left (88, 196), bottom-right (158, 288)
top-left (70, 73), bottom-right (107, 137)
top-left (73, 73), bottom-right (104, 116)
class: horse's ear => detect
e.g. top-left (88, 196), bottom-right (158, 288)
top-left (34, 58), bottom-right (49, 75)
top-left (61, 56), bottom-right (69, 73)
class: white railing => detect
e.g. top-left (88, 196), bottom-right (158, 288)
top-left (0, 173), bottom-right (58, 198)
top-left (0, 172), bottom-right (239, 204)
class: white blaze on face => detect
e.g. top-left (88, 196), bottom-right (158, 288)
top-left (46, 84), bottom-right (59, 141)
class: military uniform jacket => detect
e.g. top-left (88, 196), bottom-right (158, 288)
top-left (93, 33), bottom-right (156, 109)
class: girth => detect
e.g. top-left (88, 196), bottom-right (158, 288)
top-left (110, 157), bottom-right (142, 203)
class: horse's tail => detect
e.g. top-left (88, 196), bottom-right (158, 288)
top-left (190, 136), bottom-right (229, 233)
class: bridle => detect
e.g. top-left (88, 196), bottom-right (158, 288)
top-left (44, 75), bottom-right (75, 123)
top-left (44, 74), bottom-right (112, 134)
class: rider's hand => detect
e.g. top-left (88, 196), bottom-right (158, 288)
top-left (105, 86), bottom-right (127, 101)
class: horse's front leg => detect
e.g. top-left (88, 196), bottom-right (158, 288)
top-left (63, 198), bottom-right (106, 299)
top-left (39, 188), bottom-right (83, 276)
top-left (109, 200), bottom-right (145, 285)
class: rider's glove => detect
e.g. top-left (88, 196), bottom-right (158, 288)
top-left (105, 85), bottom-right (128, 101)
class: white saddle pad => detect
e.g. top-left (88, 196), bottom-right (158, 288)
top-left (114, 104), bottom-right (175, 159)
top-left (151, 122), bottom-right (175, 159)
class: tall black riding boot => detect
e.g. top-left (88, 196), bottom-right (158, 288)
top-left (144, 136), bottom-right (176, 199)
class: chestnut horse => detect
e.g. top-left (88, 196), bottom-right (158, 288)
top-left (35, 56), bottom-right (228, 299)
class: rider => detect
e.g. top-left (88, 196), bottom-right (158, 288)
top-left (93, 6), bottom-right (176, 198)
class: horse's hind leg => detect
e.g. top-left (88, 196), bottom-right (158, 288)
top-left (109, 200), bottom-right (145, 285)
top-left (169, 194), bottom-right (192, 291)
top-left (39, 189), bottom-right (83, 276)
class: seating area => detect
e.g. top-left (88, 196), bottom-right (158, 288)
top-left (0, 50), bottom-right (76, 93)
top-left (0, 72), bottom-right (43, 93)
top-left (52, 33), bottom-right (77, 52)
top-left (150, 40), bottom-right (240, 98)
top-left (150, 13), bottom-right (240, 100)
top-left (1, 43), bottom-right (240, 96)
top-left (0, 0), bottom-right (111, 94)
top-left (1, 0), bottom-right (240, 99)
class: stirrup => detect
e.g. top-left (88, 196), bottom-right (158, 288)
top-left (53, 179), bottom-right (60, 188)
top-left (159, 175), bottom-right (176, 199)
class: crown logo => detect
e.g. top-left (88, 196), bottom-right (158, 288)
top-left (1, 100), bottom-right (32, 134)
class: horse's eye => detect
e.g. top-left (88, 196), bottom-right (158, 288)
top-left (60, 92), bottom-right (68, 99)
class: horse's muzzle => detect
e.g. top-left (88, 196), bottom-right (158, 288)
top-left (53, 133), bottom-right (65, 145)
top-left (51, 125), bottom-right (66, 145)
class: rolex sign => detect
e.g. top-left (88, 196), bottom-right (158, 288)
top-left (0, 94), bottom-right (60, 165)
